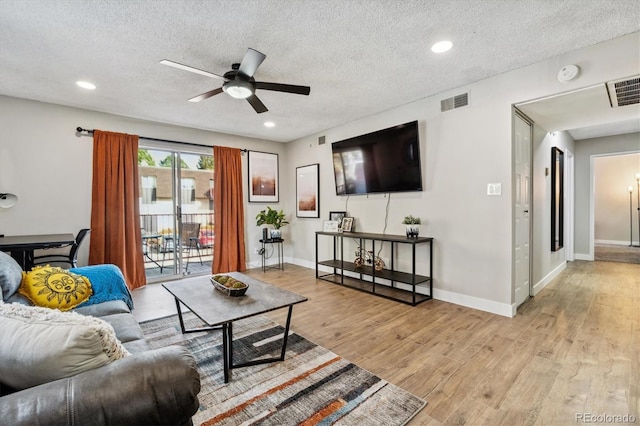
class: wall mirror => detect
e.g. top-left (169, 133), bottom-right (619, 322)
top-left (551, 147), bottom-right (564, 251)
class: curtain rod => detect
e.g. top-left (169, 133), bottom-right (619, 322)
top-left (75, 127), bottom-right (248, 152)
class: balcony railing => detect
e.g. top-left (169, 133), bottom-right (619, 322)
top-left (141, 212), bottom-right (214, 277)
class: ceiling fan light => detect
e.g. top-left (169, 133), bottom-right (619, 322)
top-left (223, 80), bottom-right (253, 99)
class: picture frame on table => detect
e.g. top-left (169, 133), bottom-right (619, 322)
top-left (329, 211), bottom-right (347, 230)
top-left (323, 220), bottom-right (340, 232)
top-left (341, 217), bottom-right (354, 232)
top-left (248, 151), bottom-right (279, 203)
top-left (296, 163), bottom-right (320, 218)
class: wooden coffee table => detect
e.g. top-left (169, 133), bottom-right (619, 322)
top-left (162, 272), bottom-right (307, 383)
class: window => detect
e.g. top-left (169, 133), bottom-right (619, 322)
top-left (181, 178), bottom-right (196, 204)
top-left (141, 176), bottom-right (157, 204)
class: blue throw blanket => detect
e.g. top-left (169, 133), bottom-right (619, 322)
top-left (71, 264), bottom-right (134, 310)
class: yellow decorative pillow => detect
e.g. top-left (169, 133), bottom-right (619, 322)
top-left (19, 266), bottom-right (93, 311)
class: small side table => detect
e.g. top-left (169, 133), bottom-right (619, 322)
top-left (259, 238), bottom-right (284, 272)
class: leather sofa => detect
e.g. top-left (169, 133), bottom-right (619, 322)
top-left (0, 261), bottom-right (201, 426)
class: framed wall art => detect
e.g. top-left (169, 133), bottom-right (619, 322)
top-left (248, 151), bottom-right (279, 203)
top-left (296, 163), bottom-right (320, 217)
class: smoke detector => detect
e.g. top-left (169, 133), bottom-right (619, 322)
top-left (557, 65), bottom-right (580, 83)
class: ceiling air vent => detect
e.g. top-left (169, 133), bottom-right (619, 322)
top-left (606, 76), bottom-right (640, 108)
top-left (441, 92), bottom-right (469, 112)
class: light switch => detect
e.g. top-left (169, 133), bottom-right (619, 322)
top-left (487, 183), bottom-right (502, 196)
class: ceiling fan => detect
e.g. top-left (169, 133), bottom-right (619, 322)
top-left (161, 48), bottom-right (310, 114)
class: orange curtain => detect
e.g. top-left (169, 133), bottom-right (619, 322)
top-left (213, 146), bottom-right (246, 273)
top-left (89, 130), bottom-right (146, 289)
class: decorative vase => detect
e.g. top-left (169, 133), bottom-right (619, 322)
top-left (405, 225), bottom-right (419, 238)
top-left (270, 229), bottom-right (282, 240)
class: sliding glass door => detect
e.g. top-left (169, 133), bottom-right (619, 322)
top-left (138, 146), bottom-right (214, 282)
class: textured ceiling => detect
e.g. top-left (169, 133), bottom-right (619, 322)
top-left (1, 0), bottom-right (639, 142)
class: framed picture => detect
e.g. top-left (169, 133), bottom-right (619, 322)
top-left (329, 211), bottom-right (347, 229)
top-left (296, 163), bottom-right (320, 217)
top-left (323, 220), bottom-right (340, 232)
top-left (248, 151), bottom-right (279, 203)
top-left (341, 217), bottom-right (354, 232)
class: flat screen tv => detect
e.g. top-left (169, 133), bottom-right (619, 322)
top-left (331, 120), bottom-right (422, 195)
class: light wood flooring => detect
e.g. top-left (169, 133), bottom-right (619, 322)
top-left (132, 260), bottom-right (639, 425)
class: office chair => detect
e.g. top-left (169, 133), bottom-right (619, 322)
top-left (33, 228), bottom-right (91, 268)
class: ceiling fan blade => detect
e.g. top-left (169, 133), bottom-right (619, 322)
top-left (247, 95), bottom-right (268, 114)
top-left (255, 81), bottom-right (311, 96)
top-left (238, 48), bottom-right (266, 79)
top-left (188, 87), bottom-right (224, 102)
top-left (160, 59), bottom-right (225, 80)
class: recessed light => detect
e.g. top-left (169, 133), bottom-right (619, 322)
top-left (431, 40), bottom-right (453, 53)
top-left (264, 121), bottom-right (275, 128)
top-left (76, 81), bottom-right (96, 90)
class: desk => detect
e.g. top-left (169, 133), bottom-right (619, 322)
top-left (259, 238), bottom-right (284, 272)
top-left (0, 233), bottom-right (75, 270)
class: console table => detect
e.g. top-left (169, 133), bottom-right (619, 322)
top-left (315, 231), bottom-right (432, 306)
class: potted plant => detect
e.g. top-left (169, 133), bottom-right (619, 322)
top-left (402, 215), bottom-right (421, 238)
top-left (256, 207), bottom-right (289, 239)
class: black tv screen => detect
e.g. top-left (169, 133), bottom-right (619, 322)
top-left (331, 121), bottom-right (422, 195)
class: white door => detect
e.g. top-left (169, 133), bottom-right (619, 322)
top-left (514, 112), bottom-right (532, 306)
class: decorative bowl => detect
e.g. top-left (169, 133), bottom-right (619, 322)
top-left (210, 275), bottom-right (248, 297)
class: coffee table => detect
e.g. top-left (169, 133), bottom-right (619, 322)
top-left (162, 272), bottom-right (307, 383)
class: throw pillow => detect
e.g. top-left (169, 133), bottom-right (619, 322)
top-left (0, 302), bottom-right (131, 390)
top-left (0, 251), bottom-right (23, 301)
top-left (19, 266), bottom-right (93, 311)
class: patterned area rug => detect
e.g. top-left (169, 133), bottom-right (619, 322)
top-left (140, 313), bottom-right (426, 426)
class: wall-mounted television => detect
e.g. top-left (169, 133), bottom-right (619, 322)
top-left (331, 120), bottom-right (422, 195)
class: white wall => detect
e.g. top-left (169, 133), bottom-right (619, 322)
top-left (531, 128), bottom-right (575, 293)
top-left (0, 96), bottom-right (287, 268)
top-left (284, 32), bottom-right (640, 317)
top-left (594, 153), bottom-right (640, 245)
top-left (574, 133), bottom-right (640, 258)
top-left (1, 32), bottom-right (638, 316)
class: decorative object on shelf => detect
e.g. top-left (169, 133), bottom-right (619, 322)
top-left (353, 246), bottom-right (385, 271)
top-left (0, 193), bottom-right (18, 209)
top-left (329, 211), bottom-right (347, 230)
top-left (323, 220), bottom-right (340, 232)
top-left (341, 217), bottom-right (354, 232)
top-left (296, 164), bottom-right (320, 218)
top-left (211, 275), bottom-right (248, 297)
top-left (256, 206), bottom-right (288, 239)
top-left (402, 215), bottom-right (421, 238)
top-left (248, 151), bottom-right (279, 203)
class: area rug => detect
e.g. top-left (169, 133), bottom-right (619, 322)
top-left (140, 313), bottom-right (426, 426)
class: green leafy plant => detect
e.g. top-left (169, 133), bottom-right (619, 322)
top-left (256, 206), bottom-right (289, 229)
top-left (402, 215), bottom-right (421, 225)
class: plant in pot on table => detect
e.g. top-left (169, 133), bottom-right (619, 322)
top-left (402, 215), bottom-right (421, 238)
top-left (256, 206), bottom-right (289, 240)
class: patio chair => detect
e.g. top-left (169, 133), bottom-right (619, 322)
top-left (32, 228), bottom-right (91, 268)
top-left (161, 223), bottom-right (203, 273)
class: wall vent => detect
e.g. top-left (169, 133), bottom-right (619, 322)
top-left (318, 135), bottom-right (326, 145)
top-left (606, 76), bottom-right (640, 108)
top-left (441, 92), bottom-right (469, 112)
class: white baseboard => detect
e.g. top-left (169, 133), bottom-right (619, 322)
top-left (533, 261), bottom-right (566, 296)
top-left (290, 258), bottom-right (514, 318)
top-left (574, 253), bottom-right (594, 261)
top-left (433, 288), bottom-right (515, 318)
